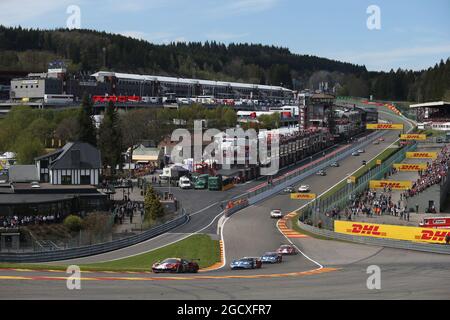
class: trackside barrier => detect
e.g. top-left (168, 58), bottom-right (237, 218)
top-left (224, 196), bottom-right (249, 217)
top-left (297, 221), bottom-right (450, 255)
top-left (0, 212), bottom-right (189, 263)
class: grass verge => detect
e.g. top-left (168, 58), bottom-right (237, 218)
top-left (0, 234), bottom-right (221, 272)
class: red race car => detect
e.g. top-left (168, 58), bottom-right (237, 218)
top-left (152, 258), bottom-right (199, 273)
top-left (276, 244), bottom-right (298, 255)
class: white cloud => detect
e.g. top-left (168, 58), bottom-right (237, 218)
top-left (346, 44), bottom-right (450, 63)
top-left (208, 0), bottom-right (279, 15)
top-left (332, 44), bottom-right (450, 71)
top-left (227, 0), bottom-right (279, 13)
top-left (0, 0), bottom-right (75, 26)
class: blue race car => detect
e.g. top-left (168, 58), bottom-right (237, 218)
top-left (230, 257), bottom-right (262, 270)
top-left (260, 252), bottom-right (283, 264)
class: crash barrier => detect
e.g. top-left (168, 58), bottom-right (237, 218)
top-left (246, 130), bottom-right (386, 206)
top-left (335, 220), bottom-right (450, 245)
top-left (224, 196), bottom-right (249, 217)
top-left (297, 220), bottom-right (450, 255)
top-left (0, 211), bottom-right (188, 263)
top-left (300, 142), bottom-right (418, 230)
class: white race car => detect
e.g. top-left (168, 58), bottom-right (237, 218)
top-left (270, 209), bottom-right (283, 219)
top-left (298, 185), bottom-right (311, 192)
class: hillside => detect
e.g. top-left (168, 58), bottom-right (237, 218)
top-left (0, 25), bottom-right (449, 102)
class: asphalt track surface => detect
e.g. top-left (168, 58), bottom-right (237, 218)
top-left (2, 110), bottom-right (449, 299)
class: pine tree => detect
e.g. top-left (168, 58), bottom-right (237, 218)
top-left (144, 185), bottom-right (165, 222)
top-left (77, 93), bottom-right (97, 146)
top-left (98, 101), bottom-right (123, 174)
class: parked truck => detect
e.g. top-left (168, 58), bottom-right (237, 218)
top-left (194, 174), bottom-right (209, 189)
top-left (208, 176), bottom-right (222, 191)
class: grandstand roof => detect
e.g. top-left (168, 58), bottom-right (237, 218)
top-left (91, 71), bottom-right (292, 92)
top-left (409, 101), bottom-right (450, 109)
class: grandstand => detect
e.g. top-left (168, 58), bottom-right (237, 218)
top-left (410, 101), bottom-right (450, 130)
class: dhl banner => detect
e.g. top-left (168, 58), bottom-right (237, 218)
top-left (393, 163), bottom-right (428, 171)
top-left (335, 220), bottom-right (450, 244)
top-left (400, 134), bottom-right (427, 141)
top-left (406, 152), bottom-right (438, 159)
top-left (369, 180), bottom-right (412, 190)
top-left (366, 123), bottom-right (404, 130)
top-left (290, 193), bottom-right (316, 200)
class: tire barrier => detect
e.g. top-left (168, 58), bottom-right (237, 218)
top-left (224, 196), bottom-right (249, 217)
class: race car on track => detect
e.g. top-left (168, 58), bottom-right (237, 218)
top-left (276, 244), bottom-right (298, 255)
top-left (152, 258), bottom-right (199, 273)
top-left (270, 209), bottom-right (283, 219)
top-left (283, 186), bottom-right (295, 193)
top-left (330, 161), bottom-right (340, 167)
top-left (298, 185), bottom-right (311, 192)
top-left (260, 252), bottom-right (283, 264)
top-left (230, 257), bottom-right (262, 270)
top-left (316, 169), bottom-right (326, 176)
top-left (358, 149), bottom-right (365, 153)
top-left (351, 151), bottom-right (360, 156)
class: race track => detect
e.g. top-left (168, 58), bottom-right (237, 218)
top-left (1, 109), bottom-right (449, 299)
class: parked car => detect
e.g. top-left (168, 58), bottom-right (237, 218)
top-left (152, 258), bottom-right (199, 273)
top-left (230, 257), bottom-right (262, 270)
top-left (316, 169), bottom-right (326, 176)
top-left (298, 185), bottom-right (311, 193)
top-left (260, 252), bottom-right (283, 264)
top-left (276, 244), bottom-right (297, 255)
top-left (270, 209), bottom-right (283, 219)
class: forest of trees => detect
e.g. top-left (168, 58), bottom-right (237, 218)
top-left (0, 25), bottom-right (448, 103)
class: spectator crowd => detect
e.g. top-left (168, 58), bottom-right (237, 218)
top-left (325, 188), bottom-right (410, 221)
top-left (1, 214), bottom-right (61, 228)
top-left (402, 145), bottom-right (450, 199)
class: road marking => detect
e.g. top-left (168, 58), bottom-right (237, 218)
top-left (0, 267), bottom-right (339, 282)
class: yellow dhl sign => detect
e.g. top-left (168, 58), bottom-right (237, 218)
top-left (369, 180), bottom-right (412, 190)
top-left (393, 163), bottom-right (428, 171)
top-left (335, 220), bottom-right (450, 244)
top-left (366, 123), bottom-right (404, 130)
top-left (290, 193), bottom-right (316, 200)
top-left (406, 152), bottom-right (438, 159)
top-left (400, 134), bottom-right (427, 141)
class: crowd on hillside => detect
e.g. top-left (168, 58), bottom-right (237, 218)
top-left (402, 145), bottom-right (450, 199)
top-left (0, 214), bottom-right (61, 228)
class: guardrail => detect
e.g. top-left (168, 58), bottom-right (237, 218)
top-left (0, 212), bottom-right (189, 263)
top-left (297, 221), bottom-right (450, 255)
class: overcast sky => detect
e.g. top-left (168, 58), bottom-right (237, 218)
top-left (1, 0), bottom-right (449, 71)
